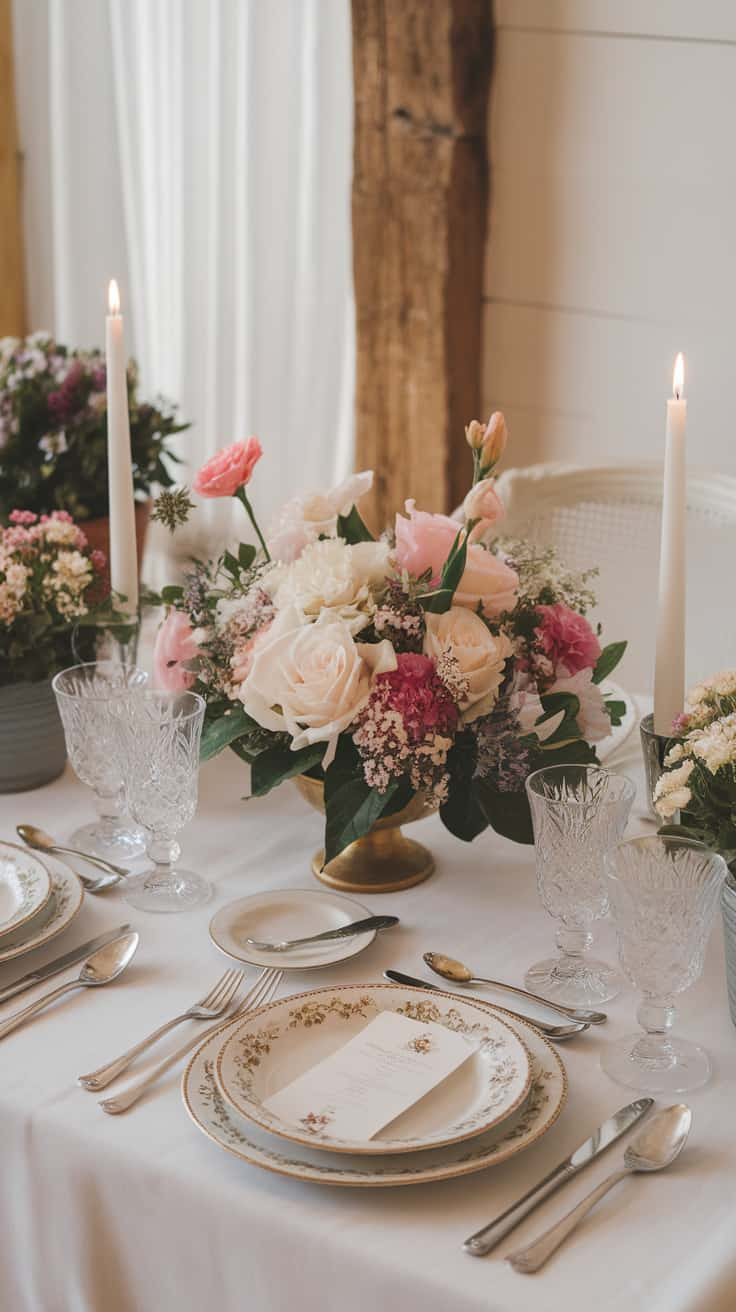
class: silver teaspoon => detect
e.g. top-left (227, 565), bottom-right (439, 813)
top-left (424, 952), bottom-right (607, 1025)
top-left (507, 1103), bottom-right (692, 1273)
top-left (17, 824), bottom-right (127, 892)
top-left (383, 970), bottom-right (587, 1040)
top-left (0, 931), bottom-right (140, 1040)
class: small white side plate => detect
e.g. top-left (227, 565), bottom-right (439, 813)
top-left (0, 842), bottom-right (53, 940)
top-left (209, 888), bottom-right (379, 970)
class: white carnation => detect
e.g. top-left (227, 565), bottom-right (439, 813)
top-left (265, 538), bottom-right (390, 634)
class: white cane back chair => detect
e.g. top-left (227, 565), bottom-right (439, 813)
top-left (493, 463), bottom-right (736, 693)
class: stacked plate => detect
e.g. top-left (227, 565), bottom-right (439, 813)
top-left (182, 981), bottom-right (568, 1187)
top-left (0, 841), bottom-right (83, 965)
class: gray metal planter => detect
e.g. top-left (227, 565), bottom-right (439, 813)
top-left (0, 680), bottom-right (67, 793)
top-left (722, 874), bottom-right (736, 1029)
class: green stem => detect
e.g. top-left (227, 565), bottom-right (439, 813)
top-left (236, 487), bottom-right (271, 562)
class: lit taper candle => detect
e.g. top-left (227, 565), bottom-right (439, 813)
top-left (653, 352), bottom-right (686, 734)
top-left (105, 279), bottom-right (139, 616)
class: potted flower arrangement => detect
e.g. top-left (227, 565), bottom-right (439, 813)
top-left (152, 415), bottom-right (627, 892)
top-left (0, 509), bottom-right (109, 791)
top-left (0, 332), bottom-right (187, 587)
top-left (653, 672), bottom-right (736, 1025)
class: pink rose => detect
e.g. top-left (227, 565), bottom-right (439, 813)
top-left (193, 436), bottom-right (263, 498)
top-left (395, 501), bottom-right (518, 618)
top-left (153, 610), bottom-right (200, 691)
top-left (536, 603), bottom-right (601, 677)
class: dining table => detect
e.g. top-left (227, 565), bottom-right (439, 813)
top-left (1, 695), bottom-right (734, 1312)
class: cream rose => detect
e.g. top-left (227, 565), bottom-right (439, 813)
top-left (268, 471), bottom-right (374, 563)
top-left (424, 607), bottom-right (512, 722)
top-left (239, 607), bottom-right (396, 765)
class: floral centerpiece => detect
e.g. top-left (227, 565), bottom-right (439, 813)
top-left (0, 332), bottom-right (187, 523)
top-left (0, 509), bottom-right (111, 791)
top-left (153, 416), bottom-right (626, 887)
top-left (654, 672), bottom-right (736, 867)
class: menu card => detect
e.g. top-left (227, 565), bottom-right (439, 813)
top-left (262, 1011), bottom-right (476, 1141)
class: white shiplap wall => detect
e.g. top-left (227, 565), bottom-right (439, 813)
top-left (484, 1), bottom-right (736, 471)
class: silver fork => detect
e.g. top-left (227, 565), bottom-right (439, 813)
top-left (99, 967), bottom-right (282, 1115)
top-left (78, 967), bottom-right (244, 1090)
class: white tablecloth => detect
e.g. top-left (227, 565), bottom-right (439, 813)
top-left (1, 715), bottom-right (735, 1312)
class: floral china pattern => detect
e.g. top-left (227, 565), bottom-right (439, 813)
top-left (0, 865), bottom-right (82, 964)
top-left (0, 845), bottom-right (52, 937)
top-left (216, 986), bottom-right (532, 1153)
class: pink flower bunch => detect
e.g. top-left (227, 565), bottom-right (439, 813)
top-left (354, 653), bottom-right (458, 802)
top-left (534, 603), bottom-right (601, 679)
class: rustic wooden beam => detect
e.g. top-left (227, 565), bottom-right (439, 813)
top-left (0, 0), bottom-right (25, 336)
top-left (351, 0), bottom-right (492, 527)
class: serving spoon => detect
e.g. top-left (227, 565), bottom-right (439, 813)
top-left (507, 1103), bottom-right (692, 1272)
top-left (0, 931), bottom-right (139, 1040)
top-left (424, 952), bottom-right (607, 1025)
top-left (17, 824), bottom-right (127, 894)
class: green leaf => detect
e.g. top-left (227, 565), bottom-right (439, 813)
top-left (592, 641), bottom-right (627, 685)
top-left (605, 699), bottom-right (627, 727)
top-left (336, 505), bottom-right (375, 544)
top-left (417, 528), bottom-right (468, 614)
top-left (537, 738), bottom-right (599, 766)
top-left (323, 774), bottom-right (399, 866)
top-left (417, 587), bottom-right (455, 614)
top-left (474, 778), bottom-right (534, 844)
top-left (440, 781), bottom-right (488, 842)
top-left (238, 542), bottom-right (257, 570)
top-left (200, 707), bottom-right (259, 761)
top-left (250, 742), bottom-right (326, 798)
top-left (160, 585), bottom-right (184, 605)
top-left (222, 549), bottom-right (241, 579)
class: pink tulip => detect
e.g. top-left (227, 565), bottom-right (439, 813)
top-left (153, 610), bottom-right (200, 691)
top-left (193, 436), bottom-right (263, 498)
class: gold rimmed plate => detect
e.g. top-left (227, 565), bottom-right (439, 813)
top-left (182, 996), bottom-right (566, 1187)
top-left (214, 983), bottom-right (532, 1155)
top-left (209, 888), bottom-right (380, 970)
top-left (0, 842), bottom-right (53, 942)
top-left (0, 859), bottom-right (83, 964)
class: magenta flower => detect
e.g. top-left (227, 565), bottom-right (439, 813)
top-left (535, 603), bottom-right (601, 677)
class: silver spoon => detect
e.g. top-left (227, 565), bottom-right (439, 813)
top-left (424, 952), bottom-right (607, 1025)
top-left (0, 931), bottom-right (140, 1040)
top-left (383, 970), bottom-right (588, 1041)
top-left (507, 1103), bottom-right (692, 1272)
top-left (17, 824), bottom-right (127, 893)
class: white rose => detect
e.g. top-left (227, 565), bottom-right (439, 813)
top-left (239, 606), bottom-right (396, 766)
top-left (265, 538), bottom-right (390, 634)
top-left (423, 607), bottom-right (511, 722)
top-left (268, 471), bottom-right (374, 563)
top-left (547, 667), bottom-right (611, 743)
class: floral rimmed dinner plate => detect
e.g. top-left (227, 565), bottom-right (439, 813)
top-left (215, 983), bottom-right (532, 1155)
top-left (209, 888), bottom-right (380, 970)
top-left (0, 859), bottom-right (83, 964)
top-left (0, 842), bottom-right (53, 941)
top-left (183, 998), bottom-right (566, 1187)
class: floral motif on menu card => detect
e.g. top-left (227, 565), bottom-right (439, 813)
top-left (406, 1032), bottom-right (435, 1055)
top-left (299, 1107), bottom-right (336, 1136)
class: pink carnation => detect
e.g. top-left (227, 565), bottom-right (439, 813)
top-left (535, 603), bottom-right (601, 677)
top-left (9, 510), bottom-right (37, 525)
top-left (193, 436), bottom-right (263, 498)
top-left (153, 610), bottom-right (200, 691)
top-left (374, 653), bottom-right (458, 741)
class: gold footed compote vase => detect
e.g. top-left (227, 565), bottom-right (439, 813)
top-left (294, 776), bottom-right (437, 894)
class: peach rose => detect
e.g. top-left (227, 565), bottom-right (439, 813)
top-left (153, 610), bottom-right (200, 691)
top-left (193, 436), bottom-right (263, 498)
top-left (239, 607), bottom-right (396, 766)
top-left (395, 501), bottom-right (518, 618)
top-left (424, 607), bottom-right (512, 721)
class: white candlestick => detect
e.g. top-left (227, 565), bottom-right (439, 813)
top-left (653, 352), bottom-right (687, 734)
top-left (105, 280), bottom-right (139, 616)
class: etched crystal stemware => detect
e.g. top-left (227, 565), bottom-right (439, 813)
top-left (52, 662), bottom-right (148, 861)
top-left (602, 835), bottom-right (727, 1092)
top-left (525, 765), bottom-right (635, 1006)
top-left (112, 690), bottom-right (210, 913)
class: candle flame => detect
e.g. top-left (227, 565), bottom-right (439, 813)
top-left (673, 352), bottom-right (685, 400)
top-left (108, 279), bottom-right (121, 315)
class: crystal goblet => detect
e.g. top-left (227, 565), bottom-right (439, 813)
top-left (52, 662), bottom-right (148, 861)
top-left (112, 690), bottom-right (211, 913)
top-left (525, 765), bottom-right (635, 1006)
top-left (602, 835), bottom-right (727, 1093)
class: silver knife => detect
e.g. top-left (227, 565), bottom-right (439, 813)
top-left (462, 1096), bottom-right (654, 1256)
top-left (0, 924), bottom-right (133, 1006)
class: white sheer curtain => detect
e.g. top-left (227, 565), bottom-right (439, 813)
top-left (13, 0), bottom-right (354, 553)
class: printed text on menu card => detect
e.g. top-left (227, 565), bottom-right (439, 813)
top-left (262, 1011), bottom-right (477, 1141)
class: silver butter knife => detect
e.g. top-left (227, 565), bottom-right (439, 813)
top-left (245, 915), bottom-right (398, 952)
top-left (0, 924), bottom-right (133, 1006)
top-left (462, 1097), bottom-right (654, 1256)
